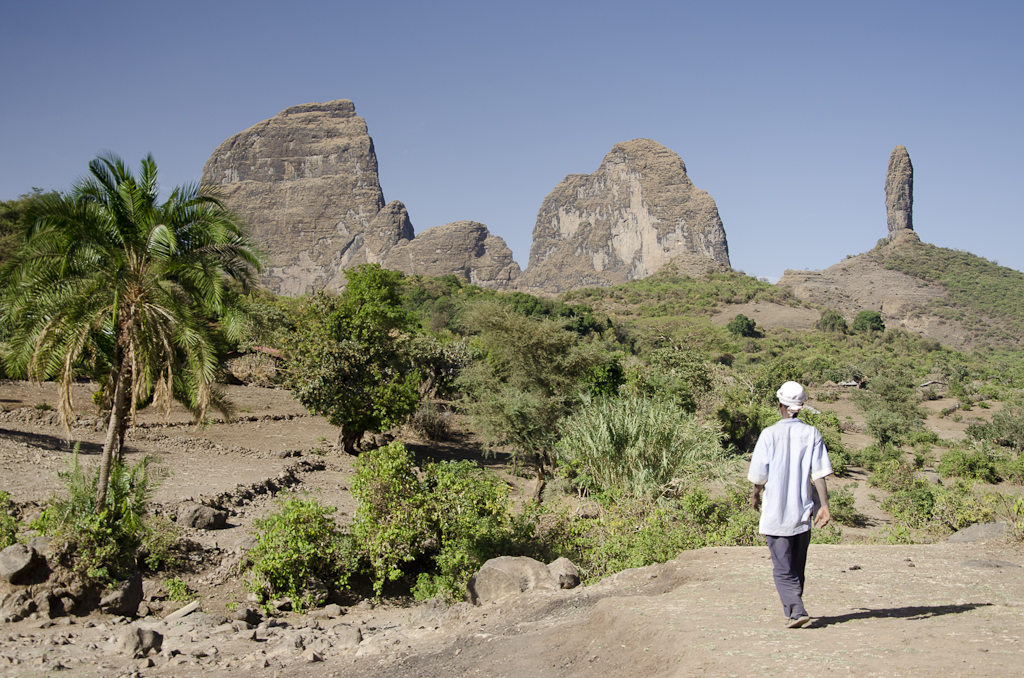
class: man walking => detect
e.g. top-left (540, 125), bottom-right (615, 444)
top-left (749, 381), bottom-right (832, 628)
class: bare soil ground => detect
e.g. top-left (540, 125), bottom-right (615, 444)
top-left (1, 380), bottom-right (1021, 678)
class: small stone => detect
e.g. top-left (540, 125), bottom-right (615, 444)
top-left (300, 648), bottom-right (322, 663)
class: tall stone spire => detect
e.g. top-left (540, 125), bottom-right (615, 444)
top-left (885, 145), bottom-right (914, 241)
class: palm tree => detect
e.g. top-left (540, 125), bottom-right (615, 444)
top-left (0, 153), bottom-right (262, 507)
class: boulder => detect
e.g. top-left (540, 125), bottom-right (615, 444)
top-left (0, 590), bottom-right (36, 622)
top-left (947, 522), bottom-right (1006, 543)
top-left (0, 544), bottom-right (38, 584)
top-left (547, 557), bottom-right (581, 590)
top-left (466, 556), bottom-right (560, 605)
top-left (177, 503), bottom-right (228, 530)
top-left (115, 625), bottom-right (163, 657)
top-left (99, 573), bottom-right (143, 617)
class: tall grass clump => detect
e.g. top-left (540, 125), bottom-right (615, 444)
top-left (555, 394), bottom-right (729, 498)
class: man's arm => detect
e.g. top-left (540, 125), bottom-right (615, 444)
top-left (813, 476), bottom-right (831, 528)
top-left (751, 483), bottom-right (764, 511)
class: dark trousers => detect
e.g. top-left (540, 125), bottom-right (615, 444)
top-left (766, 530), bottom-right (811, 619)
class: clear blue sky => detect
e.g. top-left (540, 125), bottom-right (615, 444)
top-left (2, 1), bottom-right (1021, 282)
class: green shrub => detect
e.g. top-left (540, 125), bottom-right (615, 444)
top-left (165, 577), bottom-right (197, 602)
top-left (727, 314), bottom-right (758, 338)
top-left (547, 487), bottom-right (761, 583)
top-left (817, 310), bottom-right (848, 334)
top-left (556, 394), bottom-right (729, 498)
top-left (996, 455), bottom-right (1024, 485)
top-left (716, 401), bottom-right (780, 455)
top-left (828, 484), bottom-right (862, 527)
top-left (882, 479), bottom-right (995, 533)
top-left (0, 491), bottom-right (19, 548)
top-left (246, 494), bottom-right (356, 612)
top-left (811, 523), bottom-right (843, 544)
top-left (412, 460), bottom-right (536, 601)
top-left (351, 442), bottom-right (533, 601)
top-left (852, 310), bottom-right (885, 333)
top-left (138, 515), bottom-right (186, 572)
top-left (868, 459), bottom-right (922, 492)
top-left (937, 445), bottom-right (1000, 483)
top-left (35, 453), bottom-right (155, 582)
top-left (350, 442), bottom-right (431, 596)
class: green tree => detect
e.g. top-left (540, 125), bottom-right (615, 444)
top-left (852, 310), bottom-right (885, 333)
top-left (726, 313), bottom-right (758, 337)
top-left (456, 300), bottom-right (604, 486)
top-left (0, 154), bottom-right (262, 508)
top-left (288, 264), bottom-right (422, 453)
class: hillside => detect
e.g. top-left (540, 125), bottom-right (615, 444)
top-left (779, 234), bottom-right (1024, 348)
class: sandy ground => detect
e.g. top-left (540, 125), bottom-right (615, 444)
top-left (1, 379), bottom-right (1021, 678)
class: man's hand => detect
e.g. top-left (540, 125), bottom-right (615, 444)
top-left (814, 506), bottom-right (831, 529)
top-left (751, 484), bottom-right (763, 511)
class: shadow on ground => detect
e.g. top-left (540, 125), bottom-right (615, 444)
top-left (0, 427), bottom-right (103, 455)
top-left (814, 602), bottom-right (992, 627)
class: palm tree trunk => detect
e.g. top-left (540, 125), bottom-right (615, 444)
top-left (97, 362), bottom-right (129, 510)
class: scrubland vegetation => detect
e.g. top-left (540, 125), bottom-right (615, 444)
top-left (4, 163), bottom-right (1024, 609)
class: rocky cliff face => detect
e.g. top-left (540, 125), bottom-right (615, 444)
top-left (516, 139), bottom-right (731, 295)
top-left (381, 221), bottom-right (520, 290)
top-left (886, 145), bottom-right (914, 241)
top-left (202, 101), bottom-right (517, 294)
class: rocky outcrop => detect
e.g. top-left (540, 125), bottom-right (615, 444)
top-left (517, 139), bottom-right (731, 294)
top-left (203, 100), bottom-right (520, 294)
top-left (380, 221), bottom-right (521, 289)
top-left (202, 101), bottom-right (395, 295)
top-left (886, 145), bottom-right (914, 241)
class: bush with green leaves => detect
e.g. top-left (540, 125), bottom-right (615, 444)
top-left (412, 459), bottom-right (537, 601)
top-left (245, 494), bottom-right (356, 612)
top-left (716, 399), bottom-right (780, 455)
top-left (867, 459), bottom-right (922, 493)
top-left (726, 313), bottom-right (758, 338)
top-left (165, 577), bottom-right (197, 602)
top-left (828, 484), bottom-right (862, 527)
top-left (852, 310), bottom-right (885, 333)
top-left (937, 444), bottom-right (1000, 483)
top-left (545, 486), bottom-right (761, 583)
top-left (0, 491), bottom-right (19, 548)
top-left (882, 479), bottom-right (996, 534)
top-left (350, 442), bottom-right (534, 601)
top-left (624, 348), bottom-right (713, 414)
top-left (555, 394), bottom-right (729, 499)
top-left (35, 454), bottom-right (155, 582)
top-left (966, 404), bottom-right (1024, 452)
top-left (456, 299), bottom-right (604, 476)
top-left (817, 310), bottom-right (848, 334)
top-left (287, 265), bottom-right (423, 453)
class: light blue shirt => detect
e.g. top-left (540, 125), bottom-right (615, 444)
top-left (748, 417), bottom-right (833, 537)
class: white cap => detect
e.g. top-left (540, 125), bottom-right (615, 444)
top-left (776, 381), bottom-right (806, 412)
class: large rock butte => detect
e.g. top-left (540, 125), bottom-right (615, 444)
top-left (517, 139), bottom-right (731, 294)
top-left (202, 100), bottom-right (519, 294)
top-left (885, 145), bottom-right (914, 241)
